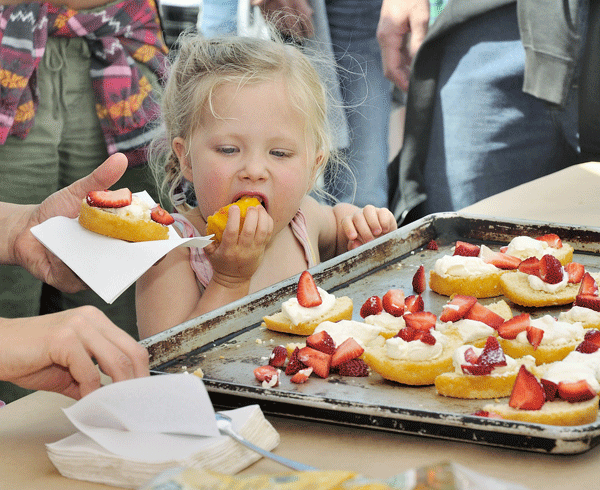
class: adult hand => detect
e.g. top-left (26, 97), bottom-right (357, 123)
top-left (0, 306), bottom-right (149, 399)
top-left (8, 152), bottom-right (128, 293)
top-left (252, 0), bottom-right (314, 39)
top-left (377, 0), bottom-right (430, 91)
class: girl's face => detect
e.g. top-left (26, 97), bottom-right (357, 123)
top-left (173, 77), bottom-right (322, 236)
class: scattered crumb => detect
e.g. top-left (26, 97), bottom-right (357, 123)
top-left (219, 355), bottom-right (225, 359)
top-left (255, 339), bottom-right (263, 344)
top-left (193, 367), bottom-right (204, 378)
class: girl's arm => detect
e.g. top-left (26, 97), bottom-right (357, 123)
top-left (306, 197), bottom-right (397, 262)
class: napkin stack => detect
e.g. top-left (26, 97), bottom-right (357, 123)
top-left (46, 374), bottom-right (279, 489)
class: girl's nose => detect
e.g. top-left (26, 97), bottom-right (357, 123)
top-left (240, 154), bottom-right (268, 181)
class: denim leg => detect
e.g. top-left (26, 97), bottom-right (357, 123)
top-left (325, 0), bottom-right (391, 208)
top-left (421, 4), bottom-right (579, 215)
top-left (198, 0), bottom-right (237, 37)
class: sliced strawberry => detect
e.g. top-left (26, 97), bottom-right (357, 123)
top-left (297, 346), bottom-right (332, 378)
top-left (536, 233), bottom-right (562, 249)
top-left (86, 188), bottom-right (132, 208)
top-left (481, 250), bottom-right (521, 270)
top-left (412, 265), bottom-right (426, 294)
top-left (404, 294), bottom-right (424, 313)
top-left (477, 336), bottom-right (507, 367)
top-left (336, 358), bottom-right (369, 377)
top-left (253, 365), bottom-right (279, 385)
top-left (584, 329), bottom-right (600, 347)
top-left (403, 311), bottom-right (437, 331)
top-left (330, 338), bottom-right (364, 367)
top-left (396, 325), bottom-right (420, 342)
top-left (426, 239), bottom-right (439, 250)
top-left (453, 241), bottom-right (480, 257)
top-left (575, 340), bottom-right (600, 354)
top-left (439, 295), bottom-right (477, 322)
top-left (290, 367), bottom-right (313, 384)
top-left (463, 347), bottom-right (479, 364)
top-left (539, 254), bottom-right (564, 284)
top-left (306, 330), bottom-right (336, 355)
top-left (472, 410), bottom-right (504, 419)
top-left (497, 313), bottom-right (530, 339)
top-left (564, 262), bottom-right (585, 284)
top-left (558, 380), bottom-right (597, 403)
top-left (297, 270), bottom-right (322, 307)
top-left (540, 378), bottom-right (559, 402)
top-left (285, 347), bottom-right (307, 376)
top-left (461, 363), bottom-right (494, 375)
top-left (574, 294), bottom-right (600, 312)
top-left (268, 345), bottom-right (288, 367)
top-left (419, 331), bottom-right (437, 345)
top-left (578, 272), bottom-right (599, 296)
top-left (463, 302), bottom-right (505, 329)
top-left (526, 326), bottom-right (544, 350)
top-left (509, 365), bottom-right (546, 410)
top-left (150, 205), bottom-right (175, 225)
top-left (517, 256), bottom-right (541, 277)
top-left (360, 295), bottom-right (383, 318)
top-left (382, 289), bottom-right (405, 317)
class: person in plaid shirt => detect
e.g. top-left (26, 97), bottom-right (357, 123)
top-left (0, 0), bottom-right (167, 403)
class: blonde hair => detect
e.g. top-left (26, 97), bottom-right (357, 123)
top-left (148, 32), bottom-right (343, 208)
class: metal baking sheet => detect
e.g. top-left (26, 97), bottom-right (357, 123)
top-left (142, 212), bottom-right (600, 454)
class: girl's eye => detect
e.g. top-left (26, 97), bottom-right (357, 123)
top-left (270, 149), bottom-right (291, 158)
top-left (217, 146), bottom-right (238, 155)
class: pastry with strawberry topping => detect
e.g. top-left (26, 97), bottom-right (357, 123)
top-left (362, 317), bottom-right (462, 386)
top-left (436, 297), bottom-right (512, 348)
top-left (435, 336), bottom-right (536, 399)
top-left (360, 290), bottom-right (407, 339)
top-left (481, 365), bottom-right (599, 426)
top-left (499, 254), bottom-right (597, 307)
top-left (502, 234), bottom-right (574, 265)
top-left (429, 243), bottom-right (519, 298)
top-left (262, 270), bottom-right (353, 335)
top-left (205, 195), bottom-right (262, 243)
top-left (78, 188), bottom-right (174, 242)
top-left (497, 313), bottom-right (585, 365)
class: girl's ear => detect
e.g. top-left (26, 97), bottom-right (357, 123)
top-left (173, 137), bottom-right (193, 181)
top-left (310, 150), bottom-right (325, 184)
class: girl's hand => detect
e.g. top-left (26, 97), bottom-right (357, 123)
top-left (340, 205), bottom-right (398, 251)
top-left (204, 205), bottom-right (274, 288)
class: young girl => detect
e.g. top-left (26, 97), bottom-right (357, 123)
top-left (136, 34), bottom-right (397, 339)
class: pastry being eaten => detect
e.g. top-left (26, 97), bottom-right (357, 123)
top-left (206, 196), bottom-right (262, 242)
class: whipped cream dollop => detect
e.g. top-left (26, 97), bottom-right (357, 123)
top-left (384, 330), bottom-right (449, 361)
top-left (559, 306), bottom-right (600, 325)
top-left (541, 359), bottom-right (600, 393)
top-left (438, 318), bottom-right (496, 344)
top-left (451, 345), bottom-right (534, 375)
top-left (105, 195), bottom-right (152, 220)
top-left (526, 269), bottom-right (569, 293)
top-left (433, 254), bottom-right (498, 278)
top-left (562, 349), bottom-right (600, 380)
top-left (281, 287), bottom-right (336, 325)
top-left (364, 311), bottom-right (405, 333)
top-left (314, 319), bottom-right (381, 348)
top-left (504, 236), bottom-right (556, 260)
top-left (514, 315), bottom-right (584, 346)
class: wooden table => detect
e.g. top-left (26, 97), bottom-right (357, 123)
top-left (3, 163), bottom-right (600, 490)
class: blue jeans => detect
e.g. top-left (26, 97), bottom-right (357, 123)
top-left (198, 0), bottom-right (237, 36)
top-left (419, 4), bottom-right (579, 215)
top-left (325, 0), bottom-right (391, 208)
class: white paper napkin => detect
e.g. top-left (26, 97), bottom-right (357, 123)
top-left (59, 373), bottom-right (220, 462)
top-left (30, 192), bottom-right (212, 304)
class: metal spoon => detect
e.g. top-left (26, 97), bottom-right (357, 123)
top-left (215, 412), bottom-right (317, 472)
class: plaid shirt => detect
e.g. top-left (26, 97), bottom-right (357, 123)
top-left (0, 0), bottom-right (168, 166)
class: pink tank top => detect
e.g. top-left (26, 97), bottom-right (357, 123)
top-left (172, 209), bottom-right (317, 289)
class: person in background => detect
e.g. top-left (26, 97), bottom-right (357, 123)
top-left (199, 0), bottom-right (392, 209)
top-left (136, 34), bottom-right (397, 338)
top-left (0, 153), bottom-right (149, 402)
top-left (380, 0), bottom-right (592, 224)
